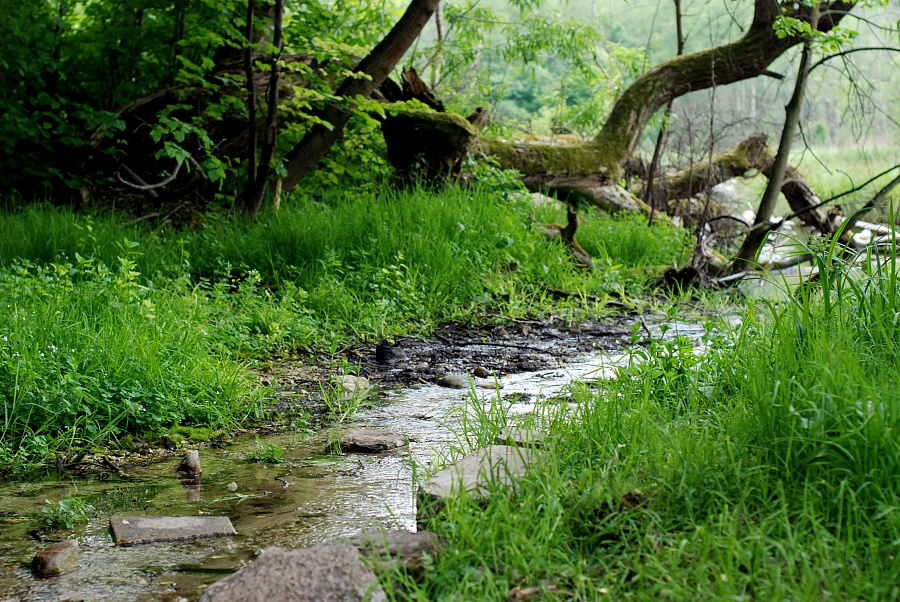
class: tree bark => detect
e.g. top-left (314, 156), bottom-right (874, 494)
top-left (281, 0), bottom-right (442, 192)
top-left (248, 0), bottom-right (284, 219)
top-left (244, 0), bottom-right (257, 192)
top-left (731, 4), bottom-right (820, 271)
top-left (646, 0), bottom-right (684, 226)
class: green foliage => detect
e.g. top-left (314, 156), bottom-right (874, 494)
top-left (0, 253), bottom-right (265, 465)
top-left (41, 497), bottom-right (93, 531)
top-left (415, 1), bottom-right (643, 136)
top-left (393, 239), bottom-right (900, 600)
top-left (0, 184), bottom-right (692, 465)
top-left (249, 437), bottom-right (285, 463)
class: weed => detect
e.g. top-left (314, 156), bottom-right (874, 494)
top-left (249, 437), bottom-right (285, 463)
top-left (41, 497), bottom-right (93, 530)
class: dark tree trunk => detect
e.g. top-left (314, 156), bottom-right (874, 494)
top-left (731, 4), bottom-right (821, 271)
top-left (244, 0), bottom-right (257, 191)
top-left (247, 0), bottom-right (284, 219)
top-left (281, 0), bottom-right (442, 192)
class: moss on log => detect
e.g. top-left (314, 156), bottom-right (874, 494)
top-left (475, 139), bottom-right (621, 180)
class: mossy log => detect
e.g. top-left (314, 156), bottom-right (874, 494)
top-left (382, 111), bottom-right (479, 179)
top-left (637, 134), bottom-right (830, 232)
top-left (637, 135), bottom-right (773, 205)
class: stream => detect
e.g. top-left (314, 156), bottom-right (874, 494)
top-left (0, 320), bottom-right (713, 602)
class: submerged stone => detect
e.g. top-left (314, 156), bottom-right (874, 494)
top-left (437, 373), bottom-right (500, 390)
top-left (110, 515), bottom-right (236, 546)
top-left (437, 374), bottom-right (468, 389)
top-left (339, 429), bottom-right (406, 454)
top-left (199, 544), bottom-right (386, 602)
top-left (32, 539), bottom-right (79, 577)
top-left (418, 445), bottom-right (543, 519)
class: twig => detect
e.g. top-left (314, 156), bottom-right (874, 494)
top-left (117, 160), bottom-right (183, 191)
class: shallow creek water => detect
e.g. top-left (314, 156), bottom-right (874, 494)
top-left (0, 321), bottom-right (711, 602)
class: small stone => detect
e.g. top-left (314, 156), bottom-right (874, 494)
top-left (32, 539), bottom-right (79, 577)
top-left (415, 361), bottom-right (430, 370)
top-left (495, 426), bottom-right (546, 448)
top-left (339, 429), bottom-right (406, 454)
top-left (341, 529), bottom-right (441, 575)
top-left (110, 516), bottom-right (236, 546)
top-left (176, 450), bottom-right (202, 478)
top-left (198, 544), bottom-right (386, 602)
top-left (437, 374), bottom-right (468, 389)
top-left (339, 375), bottom-right (369, 393)
top-left (225, 482), bottom-right (238, 492)
top-left (473, 366), bottom-right (490, 378)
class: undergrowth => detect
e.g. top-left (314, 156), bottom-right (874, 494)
top-left (0, 184), bottom-right (686, 469)
top-left (395, 244), bottom-right (900, 600)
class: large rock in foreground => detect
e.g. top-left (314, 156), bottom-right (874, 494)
top-left (110, 516), bottom-right (236, 546)
top-left (199, 544), bottom-right (386, 602)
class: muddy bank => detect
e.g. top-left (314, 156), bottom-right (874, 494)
top-left (267, 319), bottom-right (637, 418)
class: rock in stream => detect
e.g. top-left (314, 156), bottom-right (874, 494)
top-left (199, 544), bottom-right (386, 602)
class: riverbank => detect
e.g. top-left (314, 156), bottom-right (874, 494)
top-left (0, 186), bottom-right (691, 470)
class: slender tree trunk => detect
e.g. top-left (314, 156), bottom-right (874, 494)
top-left (730, 5), bottom-right (820, 271)
top-left (249, 0), bottom-right (284, 219)
top-left (281, 0), bottom-right (442, 192)
top-left (244, 0), bottom-right (257, 194)
top-left (646, 0), bottom-right (683, 226)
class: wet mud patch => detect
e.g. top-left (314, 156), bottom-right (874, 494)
top-left (265, 318), bottom-right (636, 417)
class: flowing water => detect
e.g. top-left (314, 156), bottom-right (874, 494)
top-left (0, 320), bottom-right (714, 602)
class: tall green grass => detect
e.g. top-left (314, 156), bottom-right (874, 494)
top-left (400, 243), bottom-right (900, 600)
top-left (0, 185), bottom-right (689, 466)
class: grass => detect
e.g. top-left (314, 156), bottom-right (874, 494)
top-left (392, 241), bottom-right (900, 600)
top-left (0, 182), bottom-right (688, 468)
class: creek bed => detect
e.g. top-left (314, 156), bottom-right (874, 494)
top-left (0, 320), bottom-right (713, 601)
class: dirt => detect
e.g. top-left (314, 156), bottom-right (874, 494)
top-left (264, 318), bottom-right (637, 418)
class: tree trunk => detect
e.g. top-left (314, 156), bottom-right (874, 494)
top-left (281, 0), bottom-right (442, 192)
top-left (646, 0), bottom-right (684, 226)
top-left (248, 0), bottom-right (284, 219)
top-left (471, 1), bottom-right (852, 184)
top-left (731, 4), bottom-right (820, 271)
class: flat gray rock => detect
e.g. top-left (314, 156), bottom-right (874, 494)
top-left (339, 429), bottom-right (406, 453)
top-left (420, 445), bottom-right (542, 504)
top-left (32, 539), bottom-right (78, 577)
top-left (495, 426), bottom-right (546, 448)
top-left (110, 516), bottom-right (236, 546)
top-left (341, 529), bottom-right (440, 574)
top-left (199, 544), bottom-right (386, 602)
